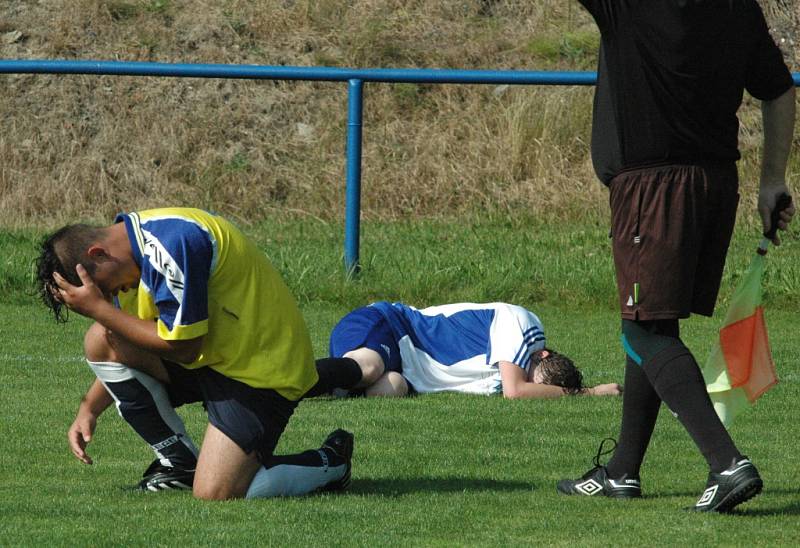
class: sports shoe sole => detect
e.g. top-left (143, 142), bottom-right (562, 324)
top-left (556, 482), bottom-right (641, 499)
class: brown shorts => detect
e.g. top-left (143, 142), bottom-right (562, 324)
top-left (609, 163), bottom-right (739, 320)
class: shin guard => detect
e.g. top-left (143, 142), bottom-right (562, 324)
top-left (88, 361), bottom-right (198, 469)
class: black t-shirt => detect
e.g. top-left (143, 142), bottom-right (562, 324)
top-left (578, 0), bottom-right (794, 184)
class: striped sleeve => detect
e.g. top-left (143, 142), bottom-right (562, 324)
top-left (486, 305), bottom-right (546, 372)
top-left (138, 216), bottom-right (214, 340)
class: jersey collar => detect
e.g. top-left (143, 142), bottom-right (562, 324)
top-left (115, 211), bottom-right (145, 269)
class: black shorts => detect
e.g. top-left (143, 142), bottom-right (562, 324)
top-left (609, 163), bottom-right (739, 320)
top-left (163, 361), bottom-right (296, 463)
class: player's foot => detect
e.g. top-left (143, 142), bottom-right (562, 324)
top-left (556, 438), bottom-right (642, 499)
top-left (135, 459), bottom-right (195, 492)
top-left (692, 457), bottom-right (762, 513)
top-left (319, 429), bottom-right (354, 492)
top-left (557, 465), bottom-right (642, 498)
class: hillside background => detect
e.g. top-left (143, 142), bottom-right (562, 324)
top-left (1, 0), bottom-right (798, 229)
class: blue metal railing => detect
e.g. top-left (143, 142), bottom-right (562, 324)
top-left (1, 60), bottom-right (798, 273)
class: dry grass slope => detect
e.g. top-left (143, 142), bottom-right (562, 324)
top-left (0, 0), bottom-right (797, 228)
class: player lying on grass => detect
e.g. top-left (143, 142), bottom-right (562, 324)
top-left (305, 301), bottom-right (622, 399)
top-left (35, 207), bottom-right (353, 500)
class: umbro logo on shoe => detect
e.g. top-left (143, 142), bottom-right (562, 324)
top-left (575, 477), bottom-right (639, 496)
top-left (695, 485), bottom-right (719, 507)
top-left (576, 479), bottom-right (603, 496)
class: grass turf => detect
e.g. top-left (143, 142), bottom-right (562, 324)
top-left (1, 218), bottom-right (799, 545)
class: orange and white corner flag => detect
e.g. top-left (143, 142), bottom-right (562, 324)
top-left (703, 237), bottom-right (779, 426)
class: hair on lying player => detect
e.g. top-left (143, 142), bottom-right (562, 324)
top-left (536, 349), bottom-right (584, 395)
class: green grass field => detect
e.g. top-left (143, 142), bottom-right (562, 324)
top-left (2, 218), bottom-right (799, 546)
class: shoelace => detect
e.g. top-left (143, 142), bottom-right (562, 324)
top-left (592, 437), bottom-right (618, 468)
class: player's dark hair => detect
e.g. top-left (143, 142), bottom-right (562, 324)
top-left (537, 349), bottom-right (584, 395)
top-left (34, 224), bottom-right (103, 323)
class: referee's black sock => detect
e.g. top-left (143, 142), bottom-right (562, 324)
top-left (605, 356), bottom-right (661, 479)
top-left (627, 321), bottom-right (742, 474)
top-left (304, 357), bottom-right (363, 398)
top-left (606, 319), bottom-right (677, 478)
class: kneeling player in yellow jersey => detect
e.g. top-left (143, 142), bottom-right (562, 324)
top-left (36, 207), bottom-right (352, 500)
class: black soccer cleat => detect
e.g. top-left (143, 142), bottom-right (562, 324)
top-left (692, 457), bottom-right (762, 513)
top-left (319, 429), bottom-right (354, 492)
top-left (557, 465), bottom-right (642, 498)
top-left (556, 438), bottom-right (642, 499)
top-left (135, 459), bottom-right (195, 492)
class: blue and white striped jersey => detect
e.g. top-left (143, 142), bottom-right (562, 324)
top-left (369, 302), bottom-right (546, 395)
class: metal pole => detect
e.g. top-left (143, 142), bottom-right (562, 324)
top-left (344, 78), bottom-right (364, 276)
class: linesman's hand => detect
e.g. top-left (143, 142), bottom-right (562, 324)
top-left (758, 185), bottom-right (795, 245)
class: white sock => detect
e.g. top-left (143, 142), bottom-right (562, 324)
top-left (245, 450), bottom-right (346, 498)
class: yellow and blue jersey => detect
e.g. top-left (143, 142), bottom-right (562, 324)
top-left (115, 207), bottom-right (317, 400)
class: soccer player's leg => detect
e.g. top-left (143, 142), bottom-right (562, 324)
top-left (306, 306), bottom-right (400, 397)
top-left (364, 371), bottom-right (409, 397)
top-left (192, 423), bottom-right (262, 500)
top-left (191, 367), bottom-right (353, 500)
top-left (344, 347), bottom-right (388, 387)
top-left (246, 429), bottom-right (354, 498)
top-left (83, 322), bottom-right (199, 491)
top-left (306, 356), bottom-right (364, 398)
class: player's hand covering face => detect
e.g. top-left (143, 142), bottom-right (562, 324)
top-left (52, 264), bottom-right (112, 317)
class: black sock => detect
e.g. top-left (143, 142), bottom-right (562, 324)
top-left (105, 378), bottom-right (198, 469)
top-left (605, 356), bottom-right (661, 479)
top-left (641, 339), bottom-right (742, 473)
top-left (605, 319), bottom-right (678, 478)
top-left (264, 447), bottom-right (346, 468)
top-left (304, 357), bottom-right (363, 398)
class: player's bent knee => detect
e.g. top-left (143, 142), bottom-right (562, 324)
top-left (359, 362), bottom-right (385, 385)
top-left (343, 347), bottom-right (386, 385)
top-left (192, 466), bottom-right (253, 501)
top-left (365, 371), bottom-right (408, 397)
top-left (83, 322), bottom-right (114, 362)
top-left (386, 372), bottom-right (409, 395)
top-left (192, 424), bottom-right (261, 500)
top-left (192, 482), bottom-right (243, 501)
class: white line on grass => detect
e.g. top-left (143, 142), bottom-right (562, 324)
top-left (0, 354), bottom-right (85, 364)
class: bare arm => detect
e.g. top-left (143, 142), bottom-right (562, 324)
top-left (53, 266), bottom-right (203, 364)
top-left (67, 379), bottom-right (114, 464)
top-left (499, 362), bottom-right (621, 399)
top-left (759, 86), bottom-right (796, 244)
top-left (500, 361), bottom-right (567, 399)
